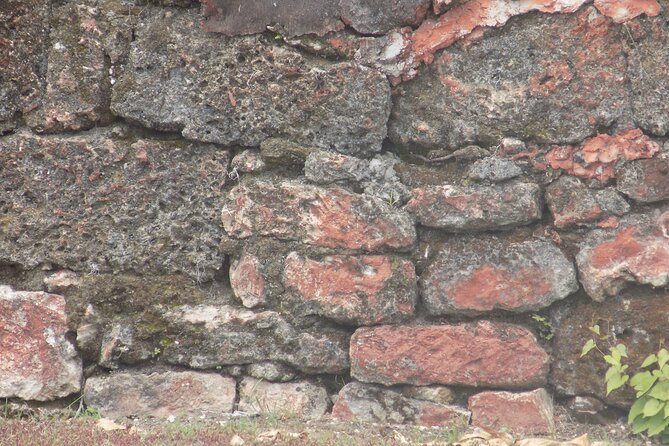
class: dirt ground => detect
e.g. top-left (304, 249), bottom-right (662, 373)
top-left (0, 407), bottom-right (661, 446)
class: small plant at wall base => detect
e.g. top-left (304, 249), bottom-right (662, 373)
top-left (582, 324), bottom-right (669, 443)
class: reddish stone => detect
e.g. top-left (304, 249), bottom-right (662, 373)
top-left (221, 181), bottom-right (416, 252)
top-left (0, 286), bottom-right (82, 400)
top-left (469, 389), bottom-right (555, 435)
top-left (43, 270), bottom-right (80, 294)
top-left (238, 377), bottom-right (329, 419)
top-left (230, 252), bottom-right (267, 308)
top-left (405, 183), bottom-right (541, 232)
top-left (617, 157), bottom-right (669, 203)
top-left (576, 210), bottom-right (669, 301)
top-left (333, 382), bottom-right (470, 427)
top-left (420, 237), bottom-right (577, 315)
top-left (84, 371), bottom-right (236, 419)
top-left (594, 0), bottom-right (661, 23)
top-left (545, 129), bottom-right (660, 183)
top-left (282, 253), bottom-right (416, 325)
top-left (350, 321), bottom-right (549, 388)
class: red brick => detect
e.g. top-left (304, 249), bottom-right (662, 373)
top-left (469, 389), bottom-right (555, 435)
top-left (283, 253), bottom-right (416, 325)
top-left (350, 321), bottom-right (549, 388)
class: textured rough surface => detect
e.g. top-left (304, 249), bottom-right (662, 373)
top-left (84, 371), bottom-right (236, 419)
top-left (0, 129), bottom-right (228, 281)
top-left (593, 0), bottom-right (661, 23)
top-left (112, 8), bottom-right (390, 157)
top-left (0, 286), bottom-right (82, 401)
top-left (238, 377), bottom-right (329, 419)
top-left (221, 181), bottom-right (416, 251)
top-left (304, 151), bottom-right (370, 184)
top-left (546, 176), bottom-right (630, 228)
top-left (282, 253), bottom-right (416, 325)
top-left (420, 236), bottom-right (578, 315)
top-left (469, 389), bottom-right (555, 435)
top-left (161, 305), bottom-right (349, 374)
top-left (467, 156), bottom-right (522, 182)
top-left (246, 362), bottom-right (296, 383)
top-left (551, 288), bottom-right (669, 407)
top-left (576, 210), bottom-right (669, 301)
top-left (0, 0), bottom-right (49, 133)
top-left (201, 0), bottom-right (429, 36)
top-left (230, 252), bottom-right (268, 309)
top-left (389, 8), bottom-right (627, 149)
top-left (405, 183), bottom-right (542, 231)
top-left (617, 157), bottom-right (669, 203)
top-left (545, 129), bottom-right (661, 183)
top-left (350, 321), bottom-right (549, 388)
top-left (332, 382), bottom-right (470, 427)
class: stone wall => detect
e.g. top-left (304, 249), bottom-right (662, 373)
top-left (1, 0), bottom-right (668, 435)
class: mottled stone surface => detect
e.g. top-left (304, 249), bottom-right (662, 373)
top-left (282, 253), bottom-right (416, 325)
top-left (467, 156), bottom-right (522, 183)
top-left (546, 176), bottom-right (630, 228)
top-left (246, 362), bottom-right (296, 383)
top-left (24, 2), bottom-right (111, 133)
top-left (594, 0), bottom-right (661, 24)
top-left (576, 210), bottom-right (669, 301)
top-left (617, 157), bottom-right (669, 203)
top-left (238, 377), bottom-right (329, 419)
top-left (545, 129), bottom-right (660, 183)
top-left (469, 389), bottom-right (555, 435)
top-left (0, 129), bottom-right (228, 281)
top-left (0, 286), bottom-right (82, 401)
top-left (628, 16), bottom-right (669, 136)
top-left (161, 305), bottom-right (349, 374)
top-left (112, 8), bottom-right (390, 156)
top-left (221, 181), bottom-right (416, 251)
top-left (332, 382), bottom-right (470, 427)
top-left (0, 0), bottom-right (49, 133)
top-left (351, 321), bottom-right (549, 388)
top-left (420, 237), bottom-right (577, 315)
top-left (551, 288), bottom-right (669, 407)
top-left (405, 183), bottom-right (541, 231)
top-left (201, 0), bottom-right (429, 36)
top-left (230, 252), bottom-right (268, 308)
top-left (304, 151), bottom-right (370, 184)
top-left (84, 371), bottom-right (236, 419)
top-left (389, 7), bottom-right (627, 149)
top-left (231, 150), bottom-right (266, 173)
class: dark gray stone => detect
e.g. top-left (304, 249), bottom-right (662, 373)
top-left (467, 156), bottom-right (522, 183)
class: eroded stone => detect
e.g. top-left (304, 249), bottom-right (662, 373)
top-left (282, 253), bottom-right (416, 325)
top-left (405, 183), bottom-right (541, 231)
top-left (350, 321), bottom-right (549, 388)
top-left (84, 371), bottom-right (236, 419)
top-left (617, 157), bottom-right (669, 203)
top-left (230, 252), bottom-right (268, 309)
top-left (593, 0), bottom-right (661, 23)
top-left (469, 389), bottom-right (555, 435)
top-left (221, 181), bottom-right (416, 251)
top-left (332, 382), bottom-right (470, 427)
top-left (238, 377), bottom-right (329, 419)
top-left (420, 236), bottom-right (577, 314)
top-left (0, 286), bottom-right (81, 401)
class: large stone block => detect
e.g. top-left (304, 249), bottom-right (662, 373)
top-left (469, 389), bottom-right (555, 435)
top-left (282, 253), bottom-right (416, 325)
top-left (84, 371), bottom-right (236, 419)
top-left (221, 181), bottom-right (416, 252)
top-left (405, 183), bottom-right (542, 231)
top-left (389, 7), bottom-right (628, 149)
top-left (0, 286), bottom-right (82, 401)
top-left (576, 210), bottom-right (669, 301)
top-left (420, 236), bottom-right (577, 315)
top-left (332, 382), bottom-right (470, 427)
top-left (161, 305), bottom-right (349, 374)
top-left (350, 321), bottom-right (549, 388)
top-left (0, 129), bottom-right (228, 281)
top-left (111, 8), bottom-right (390, 156)
top-left (238, 377), bottom-right (329, 419)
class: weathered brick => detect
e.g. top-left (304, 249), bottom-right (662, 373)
top-left (576, 210), bottom-right (669, 301)
top-left (350, 321), bottom-right (549, 388)
top-left (333, 382), bottom-right (470, 427)
top-left (469, 389), bottom-right (555, 435)
top-left (282, 253), bottom-right (416, 325)
top-left (221, 181), bottom-right (416, 251)
top-left (84, 371), bottom-right (236, 419)
top-left (420, 236), bottom-right (577, 315)
top-left (0, 286), bottom-right (82, 401)
top-left (405, 183), bottom-right (541, 232)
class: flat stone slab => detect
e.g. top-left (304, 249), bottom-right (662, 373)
top-left (84, 371), bottom-right (236, 419)
top-left (0, 286), bottom-right (82, 401)
top-left (350, 321), bottom-right (549, 388)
